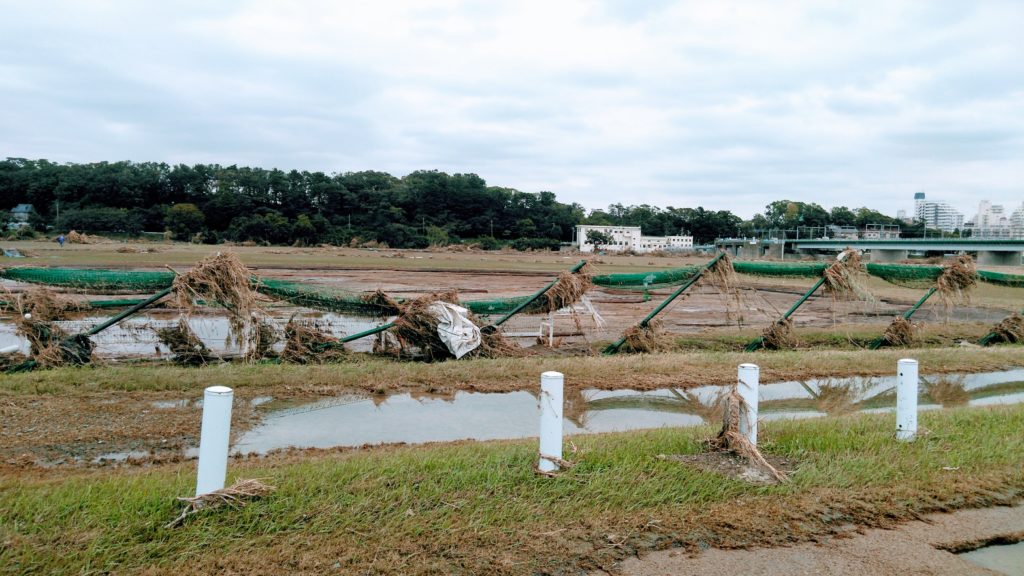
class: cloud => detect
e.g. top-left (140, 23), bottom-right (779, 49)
top-left (1, 0), bottom-right (1022, 219)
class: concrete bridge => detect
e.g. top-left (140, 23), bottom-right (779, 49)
top-left (791, 239), bottom-right (1024, 265)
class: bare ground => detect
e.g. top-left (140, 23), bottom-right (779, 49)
top-left (610, 503), bottom-right (1024, 576)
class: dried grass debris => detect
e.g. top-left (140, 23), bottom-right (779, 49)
top-left (822, 249), bottom-right (871, 300)
top-left (538, 262), bottom-right (594, 314)
top-left (936, 255), bottom-right (978, 308)
top-left (392, 291), bottom-right (463, 361)
top-left (761, 318), bottom-right (798, 350)
top-left (360, 289), bottom-right (401, 315)
top-left (5, 286), bottom-right (85, 321)
top-left (156, 319), bottom-right (214, 366)
top-left (620, 321), bottom-right (670, 354)
top-left (65, 230), bottom-right (97, 244)
top-left (987, 313), bottom-right (1024, 344)
top-left (165, 479), bottom-right (275, 529)
top-left (882, 316), bottom-right (917, 348)
top-left (14, 318), bottom-right (94, 368)
top-left (709, 388), bottom-right (787, 483)
top-left (281, 317), bottom-right (345, 364)
top-left (0, 351), bottom-right (29, 371)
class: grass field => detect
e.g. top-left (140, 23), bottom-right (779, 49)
top-left (2, 404), bottom-right (1022, 575)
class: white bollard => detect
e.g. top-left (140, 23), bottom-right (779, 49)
top-left (196, 385), bottom-right (234, 496)
top-left (896, 359), bottom-right (918, 441)
top-left (538, 371), bottom-right (564, 473)
top-left (737, 363), bottom-right (759, 446)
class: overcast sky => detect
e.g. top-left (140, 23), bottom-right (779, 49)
top-left (2, 1), bottom-right (1022, 219)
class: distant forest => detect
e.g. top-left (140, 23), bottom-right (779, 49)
top-left (0, 158), bottom-right (925, 248)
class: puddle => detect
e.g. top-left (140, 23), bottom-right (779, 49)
top-left (91, 450), bottom-right (151, 464)
top-left (233, 370), bottom-right (1024, 455)
top-left (0, 311), bottom-right (388, 357)
top-left (959, 541), bottom-right (1024, 575)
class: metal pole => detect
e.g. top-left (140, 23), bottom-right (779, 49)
top-left (604, 252), bottom-right (725, 354)
top-left (868, 287), bottom-right (938, 350)
top-left (487, 260), bottom-right (587, 330)
top-left (86, 286), bottom-right (173, 336)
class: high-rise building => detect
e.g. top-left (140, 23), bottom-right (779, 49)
top-left (913, 192), bottom-right (964, 232)
top-left (968, 200), bottom-right (1012, 239)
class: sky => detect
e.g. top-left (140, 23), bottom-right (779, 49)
top-left (1, 1), bottom-right (1022, 220)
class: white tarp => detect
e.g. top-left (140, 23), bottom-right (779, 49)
top-left (427, 302), bottom-right (482, 359)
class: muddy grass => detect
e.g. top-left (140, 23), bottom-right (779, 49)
top-left (2, 405), bottom-right (1022, 575)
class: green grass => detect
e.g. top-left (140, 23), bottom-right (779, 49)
top-left (2, 404), bottom-right (1023, 574)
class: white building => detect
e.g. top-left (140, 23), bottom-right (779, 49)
top-left (575, 225), bottom-right (693, 253)
top-left (963, 200), bottom-right (1024, 239)
top-left (914, 192), bottom-right (964, 232)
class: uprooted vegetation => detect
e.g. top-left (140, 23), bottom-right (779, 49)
top-left (156, 319), bottom-right (215, 366)
top-left (391, 291), bottom-right (521, 361)
top-left (881, 316), bottom-right (917, 347)
top-left (936, 254), bottom-right (978, 309)
top-left (280, 317), bottom-right (346, 364)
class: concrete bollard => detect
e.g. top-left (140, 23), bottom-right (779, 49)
top-left (737, 363), bottom-right (759, 446)
top-left (196, 385), bottom-right (234, 496)
top-left (538, 371), bottom-right (564, 473)
top-left (896, 359), bottom-right (918, 442)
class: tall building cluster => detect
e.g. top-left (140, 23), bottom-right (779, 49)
top-left (965, 200), bottom-right (1024, 239)
top-left (913, 192), bottom-right (964, 233)
top-left (910, 192), bottom-right (1024, 238)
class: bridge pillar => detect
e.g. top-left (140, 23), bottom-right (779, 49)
top-left (870, 249), bottom-right (908, 263)
top-left (977, 251), bottom-right (1021, 266)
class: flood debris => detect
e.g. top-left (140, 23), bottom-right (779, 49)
top-left (882, 316), bottom-right (918, 347)
top-left (165, 478), bottom-right (275, 529)
top-left (360, 289), bottom-right (401, 315)
top-left (709, 388), bottom-right (787, 483)
top-left (760, 318), bottom-right (798, 350)
top-left (281, 317), bottom-right (345, 364)
top-left (619, 321), bottom-right (669, 354)
top-left (171, 252), bottom-right (270, 361)
top-left (823, 249), bottom-right (871, 300)
top-left (392, 291), bottom-right (520, 361)
top-left (156, 319), bottom-right (214, 366)
top-left (538, 262), bottom-right (594, 313)
top-left (4, 286), bottom-right (85, 321)
top-left (936, 255), bottom-right (978, 309)
top-left (15, 317), bottom-right (94, 368)
top-left (986, 313), bottom-right (1024, 345)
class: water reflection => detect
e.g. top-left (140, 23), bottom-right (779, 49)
top-left (233, 370), bottom-right (1024, 454)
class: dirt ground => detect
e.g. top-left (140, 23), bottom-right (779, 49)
top-left (608, 503), bottom-right (1024, 575)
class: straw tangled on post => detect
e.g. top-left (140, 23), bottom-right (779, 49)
top-left (15, 317), bottom-right (94, 368)
top-left (761, 318), bottom-right (798, 350)
top-left (882, 316), bottom-right (917, 347)
top-left (987, 313), bottom-right (1024, 344)
top-left (171, 252), bottom-right (258, 337)
top-left (156, 319), bottom-right (214, 365)
top-left (710, 388), bottom-right (786, 482)
top-left (823, 249), bottom-right (870, 300)
top-left (538, 262), bottom-right (594, 314)
top-left (936, 254), bottom-right (978, 309)
top-left (281, 317), bottom-right (345, 364)
top-left (620, 321), bottom-right (669, 354)
top-left (360, 289), bottom-right (401, 315)
top-left (165, 479), bottom-right (275, 529)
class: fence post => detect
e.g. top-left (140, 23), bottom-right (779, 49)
top-left (538, 371), bottom-right (564, 473)
top-left (196, 385), bottom-right (234, 495)
top-left (896, 359), bottom-right (918, 441)
top-left (738, 363), bottom-right (760, 445)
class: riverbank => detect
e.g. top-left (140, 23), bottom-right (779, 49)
top-left (2, 404), bottom-right (1022, 574)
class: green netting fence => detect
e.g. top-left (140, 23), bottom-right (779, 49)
top-left (2, 262), bottom-right (1022, 317)
top-left (0, 267), bottom-right (176, 292)
top-left (591, 266), bottom-right (701, 290)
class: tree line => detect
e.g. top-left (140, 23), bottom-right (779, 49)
top-left (1, 158), bottom-right (940, 248)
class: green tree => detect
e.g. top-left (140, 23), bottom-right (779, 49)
top-left (164, 203), bottom-right (205, 240)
